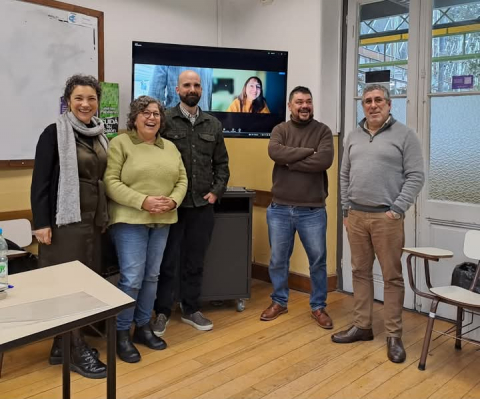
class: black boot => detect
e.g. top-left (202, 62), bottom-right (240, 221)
top-left (133, 323), bottom-right (167, 350)
top-left (70, 340), bottom-right (107, 379)
top-left (116, 330), bottom-right (141, 363)
top-left (49, 335), bottom-right (99, 365)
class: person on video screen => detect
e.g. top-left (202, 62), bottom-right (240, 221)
top-left (227, 76), bottom-right (270, 113)
top-left (149, 66), bottom-right (213, 111)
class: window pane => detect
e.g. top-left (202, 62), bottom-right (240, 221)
top-left (429, 95), bottom-right (480, 204)
top-left (431, 2), bottom-right (480, 93)
top-left (433, 3), bottom-right (480, 25)
top-left (358, 1), bottom-right (409, 96)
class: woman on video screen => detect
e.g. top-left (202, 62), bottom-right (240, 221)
top-left (227, 76), bottom-right (270, 114)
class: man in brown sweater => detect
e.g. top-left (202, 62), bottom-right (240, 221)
top-left (260, 86), bottom-right (334, 329)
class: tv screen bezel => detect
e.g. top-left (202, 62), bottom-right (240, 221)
top-left (132, 41), bottom-right (289, 139)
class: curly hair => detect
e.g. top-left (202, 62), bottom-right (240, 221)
top-left (64, 74), bottom-right (102, 102)
top-left (127, 96), bottom-right (166, 133)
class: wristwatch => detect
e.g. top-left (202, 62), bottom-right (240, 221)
top-left (343, 209), bottom-right (349, 218)
top-left (390, 210), bottom-right (402, 220)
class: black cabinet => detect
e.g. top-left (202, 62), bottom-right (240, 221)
top-left (200, 190), bottom-right (255, 311)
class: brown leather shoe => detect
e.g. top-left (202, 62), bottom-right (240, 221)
top-left (331, 325), bottom-right (374, 343)
top-left (311, 309), bottom-right (333, 329)
top-left (387, 337), bottom-right (406, 363)
top-left (260, 302), bottom-right (287, 321)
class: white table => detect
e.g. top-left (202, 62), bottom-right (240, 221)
top-left (0, 261), bottom-right (134, 399)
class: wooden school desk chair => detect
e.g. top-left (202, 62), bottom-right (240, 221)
top-left (403, 230), bottom-right (480, 370)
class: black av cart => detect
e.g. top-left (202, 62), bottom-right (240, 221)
top-left (201, 188), bottom-right (255, 311)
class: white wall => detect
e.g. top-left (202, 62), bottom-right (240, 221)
top-left (67, 0), bottom-right (342, 132)
top-left (67, 0), bottom-right (220, 128)
top-left (220, 0), bottom-right (342, 133)
top-left (319, 0), bottom-right (343, 134)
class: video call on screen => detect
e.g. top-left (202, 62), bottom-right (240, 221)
top-left (132, 42), bottom-right (288, 138)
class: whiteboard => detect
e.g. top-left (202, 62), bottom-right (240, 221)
top-left (0, 0), bottom-right (100, 161)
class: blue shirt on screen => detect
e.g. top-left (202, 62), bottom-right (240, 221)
top-left (148, 66), bottom-right (213, 111)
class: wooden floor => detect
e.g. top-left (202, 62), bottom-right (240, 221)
top-left (1, 279), bottom-right (480, 399)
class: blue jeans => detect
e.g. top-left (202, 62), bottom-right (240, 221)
top-left (267, 203), bottom-right (328, 310)
top-left (110, 223), bottom-right (170, 330)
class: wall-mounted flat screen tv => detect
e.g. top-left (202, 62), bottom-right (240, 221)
top-left (132, 41), bottom-right (288, 138)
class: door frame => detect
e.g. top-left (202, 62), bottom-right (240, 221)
top-left (341, 0), bottom-right (424, 310)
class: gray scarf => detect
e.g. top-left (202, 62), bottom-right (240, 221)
top-left (55, 112), bottom-right (108, 226)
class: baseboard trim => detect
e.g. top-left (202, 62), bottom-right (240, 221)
top-left (252, 262), bottom-right (337, 293)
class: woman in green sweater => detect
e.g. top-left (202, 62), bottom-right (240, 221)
top-left (104, 96), bottom-right (187, 363)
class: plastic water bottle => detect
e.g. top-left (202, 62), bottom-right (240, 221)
top-left (0, 228), bottom-right (8, 291)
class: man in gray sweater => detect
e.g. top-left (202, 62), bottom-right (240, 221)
top-left (332, 84), bottom-right (424, 363)
top-left (260, 86), bottom-right (334, 329)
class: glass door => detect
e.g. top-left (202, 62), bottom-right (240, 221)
top-left (343, 0), bottom-right (418, 309)
top-left (343, 0), bottom-right (480, 331)
top-left (416, 0), bottom-right (480, 338)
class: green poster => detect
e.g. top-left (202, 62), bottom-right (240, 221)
top-left (99, 82), bottom-right (119, 138)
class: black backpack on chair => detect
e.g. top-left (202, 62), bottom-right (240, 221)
top-left (451, 262), bottom-right (480, 294)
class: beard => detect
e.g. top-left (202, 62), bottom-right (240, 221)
top-left (292, 108), bottom-right (314, 123)
top-left (179, 93), bottom-right (200, 107)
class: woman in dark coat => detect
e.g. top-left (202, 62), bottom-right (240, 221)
top-left (31, 74), bottom-right (109, 379)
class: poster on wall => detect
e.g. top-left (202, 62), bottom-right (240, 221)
top-left (59, 96), bottom-right (68, 114)
top-left (99, 82), bottom-right (119, 139)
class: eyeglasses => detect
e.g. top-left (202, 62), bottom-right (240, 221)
top-left (363, 97), bottom-right (387, 106)
top-left (247, 84), bottom-right (261, 90)
top-left (141, 110), bottom-right (161, 119)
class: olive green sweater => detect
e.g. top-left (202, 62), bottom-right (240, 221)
top-left (104, 131), bottom-right (187, 225)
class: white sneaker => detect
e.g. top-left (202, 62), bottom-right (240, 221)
top-left (181, 311), bottom-right (213, 331)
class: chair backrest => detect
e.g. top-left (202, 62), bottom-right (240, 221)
top-left (0, 219), bottom-right (32, 248)
top-left (464, 230), bottom-right (480, 261)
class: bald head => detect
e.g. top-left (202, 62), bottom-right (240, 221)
top-left (178, 70), bottom-right (201, 86)
top-left (176, 70), bottom-right (202, 109)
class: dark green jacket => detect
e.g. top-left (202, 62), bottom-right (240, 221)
top-left (162, 105), bottom-right (230, 207)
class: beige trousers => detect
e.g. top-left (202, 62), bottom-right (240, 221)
top-left (347, 210), bottom-right (405, 337)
